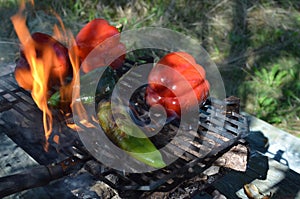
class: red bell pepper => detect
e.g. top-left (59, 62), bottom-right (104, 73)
top-left (146, 52), bottom-right (210, 117)
top-left (75, 18), bottom-right (126, 72)
top-left (14, 32), bottom-right (71, 90)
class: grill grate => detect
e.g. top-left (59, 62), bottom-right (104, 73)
top-left (0, 70), bottom-right (249, 194)
top-left (85, 97), bottom-right (249, 193)
top-left (0, 73), bottom-right (79, 165)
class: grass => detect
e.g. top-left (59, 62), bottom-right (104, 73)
top-left (0, 0), bottom-right (299, 137)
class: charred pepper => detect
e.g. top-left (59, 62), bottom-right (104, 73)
top-left (97, 100), bottom-right (166, 169)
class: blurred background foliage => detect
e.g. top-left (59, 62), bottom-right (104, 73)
top-left (0, 0), bottom-right (299, 136)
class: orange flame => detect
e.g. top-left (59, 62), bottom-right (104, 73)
top-left (11, 2), bottom-right (50, 150)
top-left (11, 0), bottom-right (84, 150)
top-left (62, 38), bottom-right (89, 124)
top-left (11, 0), bottom-right (101, 151)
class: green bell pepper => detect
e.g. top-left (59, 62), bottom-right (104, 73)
top-left (97, 100), bottom-right (166, 169)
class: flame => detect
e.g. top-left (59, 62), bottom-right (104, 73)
top-left (66, 119), bottom-right (96, 132)
top-left (11, 2), bottom-right (51, 150)
top-left (11, 0), bottom-right (100, 150)
top-left (63, 31), bottom-right (90, 123)
top-left (10, 0), bottom-right (84, 150)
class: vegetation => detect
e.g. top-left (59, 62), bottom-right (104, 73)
top-left (0, 0), bottom-right (299, 136)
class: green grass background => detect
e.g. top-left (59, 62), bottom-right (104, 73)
top-left (0, 0), bottom-right (299, 136)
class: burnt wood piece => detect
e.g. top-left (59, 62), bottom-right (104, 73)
top-left (225, 96), bottom-right (240, 115)
top-left (0, 164), bottom-right (63, 198)
top-left (0, 156), bottom-right (84, 198)
top-left (214, 143), bottom-right (248, 172)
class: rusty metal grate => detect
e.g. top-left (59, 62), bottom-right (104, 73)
top-left (0, 71), bottom-right (249, 194)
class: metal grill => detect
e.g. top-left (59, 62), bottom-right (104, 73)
top-left (0, 71), bottom-right (249, 195)
top-left (0, 73), bottom-right (79, 165)
top-left (85, 97), bottom-right (249, 193)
